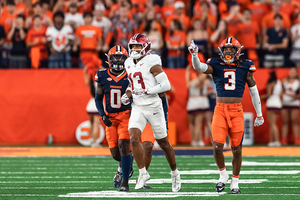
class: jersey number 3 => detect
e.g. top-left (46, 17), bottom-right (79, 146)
top-left (224, 71), bottom-right (236, 90)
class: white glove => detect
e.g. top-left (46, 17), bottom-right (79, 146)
top-left (121, 93), bottom-right (131, 105)
top-left (254, 116), bottom-right (264, 127)
top-left (132, 88), bottom-right (146, 95)
top-left (188, 40), bottom-right (198, 56)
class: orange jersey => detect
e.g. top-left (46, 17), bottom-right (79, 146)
top-left (26, 27), bottom-right (48, 59)
top-left (235, 21), bottom-right (260, 49)
top-left (165, 30), bottom-right (186, 57)
top-left (247, 3), bottom-right (269, 27)
top-left (75, 25), bottom-right (102, 57)
top-left (81, 54), bottom-right (103, 79)
top-left (0, 12), bottom-right (17, 34)
top-left (280, 3), bottom-right (295, 19)
top-left (1, 3), bottom-right (28, 18)
top-left (161, 5), bottom-right (175, 20)
top-left (261, 12), bottom-right (291, 29)
top-left (221, 13), bottom-right (242, 37)
top-left (211, 103), bottom-right (244, 147)
top-left (165, 14), bottom-right (190, 30)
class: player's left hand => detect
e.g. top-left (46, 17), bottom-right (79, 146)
top-left (101, 114), bottom-right (113, 127)
top-left (121, 93), bottom-right (131, 105)
top-left (254, 116), bottom-right (264, 127)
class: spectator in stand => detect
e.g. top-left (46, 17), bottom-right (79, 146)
top-left (165, 19), bottom-right (186, 68)
top-left (0, 25), bottom-right (6, 68)
top-left (290, 13), bottom-right (300, 68)
top-left (25, 2), bottom-right (52, 29)
top-left (247, 0), bottom-right (269, 28)
top-left (1, 0), bottom-right (28, 18)
top-left (261, 1), bottom-right (291, 36)
top-left (46, 11), bottom-right (74, 69)
top-left (281, 67), bottom-right (300, 145)
top-left (191, 1), bottom-right (217, 36)
top-left (26, 15), bottom-right (48, 69)
top-left (263, 14), bottom-right (289, 68)
top-left (186, 18), bottom-right (209, 59)
top-left (73, 11), bottom-right (102, 68)
top-left (41, 0), bottom-right (53, 19)
top-left (92, 3), bottom-right (112, 40)
top-left (210, 20), bottom-right (228, 57)
top-left (280, 0), bottom-right (295, 21)
top-left (103, 3), bottom-right (137, 52)
top-left (139, 2), bottom-right (162, 33)
top-left (221, 3), bottom-right (244, 37)
top-left (108, 0), bottom-right (134, 20)
top-left (165, 1), bottom-right (190, 31)
top-left (64, 3), bottom-right (84, 31)
top-left (235, 8), bottom-right (260, 67)
top-left (0, 0), bottom-right (17, 34)
top-left (193, 0), bottom-right (218, 18)
top-left (7, 14), bottom-right (27, 68)
top-left (260, 71), bottom-right (282, 147)
top-left (143, 19), bottom-right (163, 56)
top-left (161, 0), bottom-right (175, 20)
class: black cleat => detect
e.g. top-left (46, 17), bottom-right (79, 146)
top-left (118, 180), bottom-right (129, 192)
top-left (129, 167), bottom-right (134, 178)
top-left (113, 171), bottom-right (122, 188)
top-left (216, 182), bottom-right (226, 192)
top-left (231, 188), bottom-right (241, 194)
top-left (143, 184), bottom-right (152, 189)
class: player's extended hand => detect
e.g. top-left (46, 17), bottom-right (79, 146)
top-left (101, 114), bottom-right (113, 127)
top-left (188, 40), bottom-right (198, 56)
top-left (121, 93), bottom-right (131, 105)
top-left (254, 116), bottom-right (264, 127)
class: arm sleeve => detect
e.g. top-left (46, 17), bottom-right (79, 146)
top-left (192, 54), bottom-right (208, 72)
top-left (249, 85), bottom-right (262, 117)
top-left (95, 93), bottom-right (105, 117)
top-left (147, 72), bottom-right (171, 95)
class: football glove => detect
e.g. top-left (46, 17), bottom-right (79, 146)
top-left (188, 40), bottom-right (198, 56)
top-left (121, 93), bottom-right (131, 105)
top-left (254, 116), bottom-right (264, 127)
top-left (101, 114), bottom-right (113, 127)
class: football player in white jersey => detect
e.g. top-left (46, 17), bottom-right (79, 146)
top-left (121, 33), bottom-right (181, 192)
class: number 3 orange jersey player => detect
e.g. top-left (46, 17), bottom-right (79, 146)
top-left (189, 37), bottom-right (264, 194)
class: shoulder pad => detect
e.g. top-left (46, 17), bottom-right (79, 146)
top-left (245, 59), bottom-right (256, 72)
top-left (206, 57), bottom-right (220, 64)
top-left (147, 54), bottom-right (162, 67)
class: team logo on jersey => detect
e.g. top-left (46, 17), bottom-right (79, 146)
top-left (107, 77), bottom-right (112, 81)
top-left (75, 120), bottom-right (105, 146)
top-left (140, 63), bottom-right (144, 66)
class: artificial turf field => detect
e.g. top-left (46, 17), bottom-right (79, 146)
top-left (0, 153), bottom-right (300, 200)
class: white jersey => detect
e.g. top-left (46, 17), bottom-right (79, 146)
top-left (125, 54), bottom-right (162, 107)
top-left (282, 79), bottom-right (300, 106)
top-left (266, 80), bottom-right (282, 109)
top-left (46, 25), bottom-right (74, 52)
top-left (65, 13), bottom-right (84, 28)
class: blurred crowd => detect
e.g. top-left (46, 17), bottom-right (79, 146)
top-left (0, 0), bottom-right (300, 69)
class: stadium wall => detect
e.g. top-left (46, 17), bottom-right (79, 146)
top-left (0, 68), bottom-right (299, 145)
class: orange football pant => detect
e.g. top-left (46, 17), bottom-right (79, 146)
top-left (211, 102), bottom-right (244, 147)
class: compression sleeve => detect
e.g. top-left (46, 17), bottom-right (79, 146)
top-left (95, 93), bottom-right (105, 117)
top-left (192, 54), bottom-right (208, 72)
top-left (249, 85), bottom-right (262, 117)
top-left (147, 72), bottom-right (171, 95)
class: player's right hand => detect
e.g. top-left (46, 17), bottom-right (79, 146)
top-left (254, 116), bottom-right (264, 127)
top-left (101, 114), bottom-right (113, 127)
top-left (188, 40), bottom-right (198, 56)
top-left (121, 93), bottom-right (131, 105)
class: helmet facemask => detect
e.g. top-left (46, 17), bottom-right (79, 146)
top-left (128, 43), bottom-right (150, 59)
top-left (218, 45), bottom-right (243, 63)
top-left (108, 54), bottom-right (128, 71)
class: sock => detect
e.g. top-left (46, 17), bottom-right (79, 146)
top-left (171, 169), bottom-right (179, 176)
top-left (118, 166), bottom-right (122, 174)
top-left (230, 176), bottom-right (239, 189)
top-left (121, 155), bottom-right (131, 179)
top-left (139, 167), bottom-right (147, 175)
top-left (218, 167), bottom-right (228, 183)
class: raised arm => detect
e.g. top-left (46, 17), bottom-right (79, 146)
top-left (188, 40), bottom-right (213, 74)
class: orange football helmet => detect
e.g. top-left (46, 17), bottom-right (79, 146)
top-left (218, 37), bottom-right (243, 63)
top-left (106, 45), bottom-right (128, 71)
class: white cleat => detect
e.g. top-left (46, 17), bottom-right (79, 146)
top-left (171, 172), bottom-right (181, 192)
top-left (135, 172), bottom-right (150, 190)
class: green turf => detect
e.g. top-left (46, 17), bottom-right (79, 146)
top-left (0, 156), bottom-right (300, 200)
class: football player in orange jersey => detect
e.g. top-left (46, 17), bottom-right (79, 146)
top-left (189, 37), bottom-right (264, 194)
